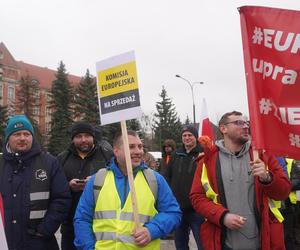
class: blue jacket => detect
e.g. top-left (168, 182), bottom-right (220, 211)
top-left (1, 140), bottom-right (71, 250)
top-left (74, 158), bottom-right (182, 250)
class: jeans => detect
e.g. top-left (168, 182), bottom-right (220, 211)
top-left (174, 211), bottom-right (204, 250)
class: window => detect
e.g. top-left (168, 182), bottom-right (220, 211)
top-left (46, 122), bottom-right (51, 133)
top-left (33, 88), bottom-right (40, 98)
top-left (8, 86), bottom-right (14, 101)
top-left (33, 106), bottom-right (40, 116)
top-left (45, 106), bottom-right (51, 117)
top-left (46, 93), bottom-right (52, 102)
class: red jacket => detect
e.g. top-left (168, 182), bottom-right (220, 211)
top-left (190, 144), bottom-right (291, 250)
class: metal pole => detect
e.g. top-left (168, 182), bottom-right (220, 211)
top-left (175, 75), bottom-right (203, 124)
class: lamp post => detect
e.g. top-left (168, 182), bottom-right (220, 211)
top-left (175, 74), bottom-right (204, 124)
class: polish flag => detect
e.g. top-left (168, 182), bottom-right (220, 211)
top-left (198, 98), bottom-right (214, 140)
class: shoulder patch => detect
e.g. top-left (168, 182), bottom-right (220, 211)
top-left (35, 169), bottom-right (48, 181)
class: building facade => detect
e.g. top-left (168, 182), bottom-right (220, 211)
top-left (0, 42), bottom-right (81, 143)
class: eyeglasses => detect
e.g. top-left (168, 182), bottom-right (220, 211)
top-left (224, 120), bottom-right (249, 127)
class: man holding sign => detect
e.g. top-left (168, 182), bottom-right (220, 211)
top-left (190, 111), bottom-right (290, 250)
top-left (74, 130), bottom-right (181, 250)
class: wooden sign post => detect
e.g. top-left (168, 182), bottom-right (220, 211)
top-left (96, 51), bottom-right (143, 229)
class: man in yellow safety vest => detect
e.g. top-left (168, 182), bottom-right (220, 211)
top-left (73, 130), bottom-right (182, 250)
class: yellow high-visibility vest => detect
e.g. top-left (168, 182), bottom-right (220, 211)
top-left (286, 158), bottom-right (297, 204)
top-left (201, 163), bottom-right (284, 223)
top-left (92, 170), bottom-right (160, 250)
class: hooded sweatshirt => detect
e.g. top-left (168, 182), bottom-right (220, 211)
top-left (215, 140), bottom-right (260, 250)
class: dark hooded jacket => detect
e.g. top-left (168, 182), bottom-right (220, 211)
top-left (166, 144), bottom-right (203, 211)
top-left (57, 141), bottom-right (113, 234)
top-left (0, 139), bottom-right (71, 250)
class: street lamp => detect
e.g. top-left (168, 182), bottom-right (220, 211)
top-left (175, 74), bottom-right (204, 124)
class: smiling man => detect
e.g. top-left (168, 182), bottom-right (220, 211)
top-left (74, 130), bottom-right (181, 250)
top-left (166, 125), bottom-right (204, 250)
top-left (190, 111), bottom-right (291, 250)
top-left (0, 115), bottom-right (71, 250)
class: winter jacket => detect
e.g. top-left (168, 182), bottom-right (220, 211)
top-left (167, 144), bottom-right (203, 211)
top-left (74, 158), bottom-right (182, 250)
top-left (0, 140), bottom-right (71, 250)
top-left (57, 141), bottom-right (113, 233)
top-left (190, 143), bottom-right (291, 250)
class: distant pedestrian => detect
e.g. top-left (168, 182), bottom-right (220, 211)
top-left (167, 125), bottom-right (204, 250)
top-left (143, 148), bottom-right (158, 170)
top-left (160, 139), bottom-right (176, 178)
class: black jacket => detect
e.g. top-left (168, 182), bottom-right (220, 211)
top-left (1, 140), bottom-right (71, 250)
top-left (58, 141), bottom-right (113, 232)
top-left (167, 144), bottom-right (203, 211)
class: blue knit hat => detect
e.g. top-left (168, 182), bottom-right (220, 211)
top-left (5, 115), bottom-right (34, 142)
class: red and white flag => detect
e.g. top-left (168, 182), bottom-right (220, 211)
top-left (239, 6), bottom-right (300, 159)
top-left (198, 98), bottom-right (214, 140)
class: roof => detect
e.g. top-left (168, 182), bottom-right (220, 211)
top-left (0, 42), bottom-right (19, 69)
top-left (0, 41), bottom-right (82, 90)
top-left (18, 61), bottom-right (82, 89)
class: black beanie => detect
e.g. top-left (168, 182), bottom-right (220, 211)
top-left (71, 121), bottom-right (95, 139)
top-left (181, 125), bottom-right (199, 139)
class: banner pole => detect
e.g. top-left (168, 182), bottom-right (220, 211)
top-left (253, 148), bottom-right (259, 161)
top-left (120, 120), bottom-right (140, 229)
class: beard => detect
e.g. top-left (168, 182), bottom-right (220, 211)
top-left (76, 143), bottom-right (94, 153)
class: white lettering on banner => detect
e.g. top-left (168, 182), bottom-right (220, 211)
top-left (289, 133), bottom-right (300, 148)
top-left (253, 27), bottom-right (300, 54)
top-left (259, 98), bottom-right (300, 125)
top-left (279, 107), bottom-right (300, 125)
top-left (252, 58), bottom-right (297, 84)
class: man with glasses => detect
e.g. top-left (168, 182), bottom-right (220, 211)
top-left (190, 111), bottom-right (291, 250)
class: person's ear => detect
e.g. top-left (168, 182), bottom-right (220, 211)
top-left (219, 124), bottom-right (226, 134)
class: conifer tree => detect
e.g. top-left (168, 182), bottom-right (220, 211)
top-left (154, 86), bottom-right (182, 150)
top-left (0, 98), bottom-right (8, 151)
top-left (101, 123), bottom-right (120, 145)
top-left (184, 115), bottom-right (192, 125)
top-left (15, 74), bottom-right (42, 143)
top-left (48, 61), bottom-right (74, 155)
top-left (75, 69), bottom-right (100, 125)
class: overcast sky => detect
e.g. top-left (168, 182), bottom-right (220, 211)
top-left (1, 0), bottom-right (299, 124)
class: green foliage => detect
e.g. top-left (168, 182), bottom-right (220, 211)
top-left (126, 119), bottom-right (141, 131)
top-left (48, 61), bottom-right (74, 155)
top-left (184, 115), bottom-right (192, 125)
top-left (154, 86), bottom-right (182, 150)
top-left (101, 123), bottom-right (120, 145)
top-left (15, 74), bottom-right (43, 144)
top-left (75, 69), bottom-right (100, 125)
top-left (0, 99), bottom-right (8, 151)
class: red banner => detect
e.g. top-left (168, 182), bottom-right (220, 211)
top-left (239, 6), bottom-right (300, 159)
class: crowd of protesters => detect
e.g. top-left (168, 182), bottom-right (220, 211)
top-left (1, 112), bottom-right (300, 250)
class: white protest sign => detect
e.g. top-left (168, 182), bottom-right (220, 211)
top-left (96, 51), bottom-right (142, 125)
